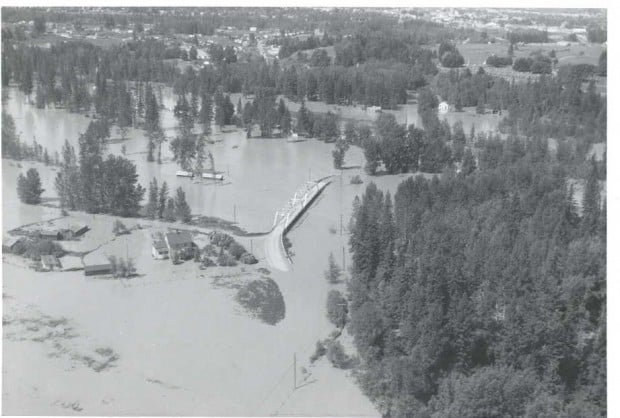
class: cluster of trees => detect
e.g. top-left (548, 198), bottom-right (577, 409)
top-left (241, 91), bottom-right (292, 137)
top-left (438, 42), bottom-right (465, 68)
top-left (277, 32), bottom-right (333, 59)
top-left (435, 65), bottom-right (605, 153)
top-left (2, 111), bottom-right (61, 165)
top-left (512, 54), bottom-right (553, 74)
top-left (17, 168), bottom-right (44, 204)
top-left (355, 112), bottom-right (455, 176)
top-left (333, 21), bottom-right (448, 67)
top-left (435, 67), bottom-right (508, 112)
top-left (275, 62), bottom-right (410, 109)
top-left (586, 25), bottom-right (607, 43)
top-left (296, 100), bottom-right (339, 141)
top-left (347, 140), bottom-right (605, 416)
top-left (507, 29), bottom-right (549, 44)
top-left (54, 121), bottom-right (145, 217)
top-left (145, 178), bottom-right (192, 223)
top-left (486, 54), bottom-right (513, 67)
top-left (107, 256), bottom-right (137, 278)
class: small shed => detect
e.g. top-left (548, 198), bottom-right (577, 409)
top-left (40, 229), bottom-right (62, 241)
top-left (73, 225), bottom-right (90, 237)
top-left (40, 255), bottom-right (61, 271)
top-left (152, 239), bottom-right (170, 260)
top-left (3, 236), bottom-right (24, 253)
top-left (84, 264), bottom-right (113, 276)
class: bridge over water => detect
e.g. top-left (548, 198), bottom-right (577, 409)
top-left (264, 178), bottom-right (331, 272)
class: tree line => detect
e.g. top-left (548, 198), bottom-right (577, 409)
top-left (347, 138), bottom-right (605, 417)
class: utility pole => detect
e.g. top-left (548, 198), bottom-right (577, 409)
top-left (342, 246), bottom-right (345, 271)
top-left (250, 239), bottom-right (253, 254)
top-left (293, 353), bottom-right (297, 390)
top-left (233, 204), bottom-right (237, 223)
top-left (340, 214), bottom-right (343, 236)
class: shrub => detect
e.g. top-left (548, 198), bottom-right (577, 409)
top-left (310, 340), bottom-right (327, 363)
top-left (441, 51), bottom-right (465, 68)
top-left (326, 340), bottom-right (350, 369)
top-left (202, 244), bottom-right (218, 257)
top-left (14, 237), bottom-right (64, 260)
top-left (217, 252), bottom-right (237, 267)
top-left (486, 55), bottom-right (513, 67)
top-left (324, 252), bottom-right (341, 284)
top-left (513, 57), bottom-right (533, 72)
top-left (229, 242), bottom-right (246, 259)
top-left (326, 290), bottom-right (348, 328)
top-left (240, 252), bottom-right (258, 264)
top-left (350, 174), bottom-right (363, 184)
top-left (112, 220), bottom-right (129, 235)
top-left (201, 257), bottom-right (216, 268)
top-left (235, 278), bottom-right (285, 325)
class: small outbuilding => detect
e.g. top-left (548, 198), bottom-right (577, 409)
top-left (152, 239), bottom-right (170, 260)
top-left (40, 255), bottom-right (61, 271)
top-left (72, 225), bottom-right (90, 237)
top-left (84, 264), bottom-right (113, 276)
top-left (40, 229), bottom-right (62, 241)
top-left (3, 236), bottom-right (24, 253)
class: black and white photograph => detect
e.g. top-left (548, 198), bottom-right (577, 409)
top-left (0, 3), bottom-right (612, 416)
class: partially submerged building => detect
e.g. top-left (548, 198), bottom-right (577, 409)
top-left (84, 264), bottom-right (113, 276)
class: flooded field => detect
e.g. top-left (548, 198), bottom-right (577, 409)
top-left (3, 86), bottom-right (498, 415)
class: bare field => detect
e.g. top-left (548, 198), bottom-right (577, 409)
top-left (458, 41), bottom-right (605, 67)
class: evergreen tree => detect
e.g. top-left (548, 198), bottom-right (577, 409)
top-left (158, 181), bottom-right (169, 219)
top-left (199, 92), bottom-right (214, 135)
top-left (17, 168), bottom-right (44, 204)
top-left (164, 197), bottom-right (176, 222)
top-left (582, 158), bottom-right (600, 235)
top-left (146, 178), bottom-right (159, 219)
top-left (174, 187), bottom-right (192, 223)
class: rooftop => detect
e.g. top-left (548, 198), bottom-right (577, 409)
top-left (165, 231), bottom-right (193, 246)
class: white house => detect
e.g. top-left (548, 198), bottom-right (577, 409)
top-left (438, 101), bottom-right (450, 114)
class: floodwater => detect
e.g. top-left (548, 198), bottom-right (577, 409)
top-left (2, 87), bottom-right (498, 415)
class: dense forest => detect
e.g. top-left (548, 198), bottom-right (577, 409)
top-left (347, 139), bottom-right (606, 417)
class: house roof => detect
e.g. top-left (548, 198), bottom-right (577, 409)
top-left (165, 232), bottom-right (193, 247)
top-left (153, 239), bottom-right (168, 251)
top-left (84, 264), bottom-right (113, 273)
top-left (3, 236), bottom-right (22, 247)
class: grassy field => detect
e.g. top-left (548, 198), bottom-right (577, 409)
top-left (458, 41), bottom-right (605, 67)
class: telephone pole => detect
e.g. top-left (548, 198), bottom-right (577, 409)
top-left (293, 353), bottom-right (297, 390)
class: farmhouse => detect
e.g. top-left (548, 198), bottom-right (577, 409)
top-left (165, 231), bottom-right (195, 259)
top-left (84, 264), bottom-right (113, 276)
